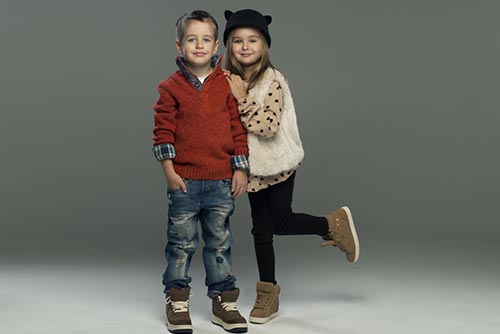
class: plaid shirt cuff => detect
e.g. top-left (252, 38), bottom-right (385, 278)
top-left (153, 143), bottom-right (175, 161)
top-left (231, 155), bottom-right (249, 170)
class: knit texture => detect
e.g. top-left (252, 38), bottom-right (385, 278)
top-left (153, 63), bottom-right (249, 180)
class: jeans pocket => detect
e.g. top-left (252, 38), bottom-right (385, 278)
top-left (167, 187), bottom-right (182, 194)
top-left (219, 178), bottom-right (232, 186)
top-left (168, 178), bottom-right (192, 193)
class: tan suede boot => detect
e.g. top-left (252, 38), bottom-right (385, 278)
top-left (249, 281), bottom-right (280, 324)
top-left (321, 206), bottom-right (360, 263)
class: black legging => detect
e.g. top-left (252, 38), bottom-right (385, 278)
top-left (247, 172), bottom-right (329, 283)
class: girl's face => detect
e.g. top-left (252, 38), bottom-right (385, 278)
top-left (230, 27), bottom-right (264, 68)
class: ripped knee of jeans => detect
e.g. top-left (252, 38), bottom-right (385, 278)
top-left (171, 214), bottom-right (191, 225)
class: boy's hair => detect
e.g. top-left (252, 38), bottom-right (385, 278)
top-left (176, 10), bottom-right (219, 42)
top-left (223, 29), bottom-right (275, 91)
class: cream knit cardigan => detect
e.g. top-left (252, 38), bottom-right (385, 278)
top-left (246, 68), bottom-right (304, 176)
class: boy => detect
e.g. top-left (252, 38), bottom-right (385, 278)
top-left (152, 10), bottom-right (249, 334)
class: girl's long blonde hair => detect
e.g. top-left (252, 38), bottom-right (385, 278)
top-left (223, 30), bottom-right (276, 91)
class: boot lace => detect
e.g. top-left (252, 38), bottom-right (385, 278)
top-left (321, 232), bottom-right (349, 252)
top-left (166, 296), bottom-right (189, 313)
top-left (221, 301), bottom-right (238, 311)
top-left (254, 291), bottom-right (272, 309)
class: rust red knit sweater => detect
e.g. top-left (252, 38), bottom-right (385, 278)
top-left (153, 66), bottom-right (248, 180)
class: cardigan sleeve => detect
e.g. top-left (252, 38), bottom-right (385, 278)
top-left (152, 82), bottom-right (177, 147)
top-left (237, 80), bottom-right (283, 138)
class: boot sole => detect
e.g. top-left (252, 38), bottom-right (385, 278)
top-left (249, 311), bottom-right (279, 324)
top-left (211, 314), bottom-right (248, 333)
top-left (166, 321), bottom-right (193, 334)
top-left (342, 206), bottom-right (360, 263)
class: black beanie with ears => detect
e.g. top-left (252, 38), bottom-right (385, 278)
top-left (223, 9), bottom-right (272, 47)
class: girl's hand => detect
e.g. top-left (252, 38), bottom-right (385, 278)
top-left (226, 74), bottom-right (248, 100)
top-left (222, 69), bottom-right (231, 76)
top-left (231, 169), bottom-right (248, 198)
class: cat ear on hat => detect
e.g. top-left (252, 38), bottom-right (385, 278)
top-left (224, 10), bottom-right (233, 20)
top-left (264, 15), bottom-right (272, 25)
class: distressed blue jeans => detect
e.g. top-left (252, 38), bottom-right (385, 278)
top-left (162, 178), bottom-right (237, 298)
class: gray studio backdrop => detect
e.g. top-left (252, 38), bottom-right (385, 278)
top-left (1, 0), bottom-right (499, 263)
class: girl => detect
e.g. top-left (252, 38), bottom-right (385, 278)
top-left (222, 9), bottom-right (360, 324)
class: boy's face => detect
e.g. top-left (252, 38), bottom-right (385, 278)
top-left (176, 20), bottom-right (219, 69)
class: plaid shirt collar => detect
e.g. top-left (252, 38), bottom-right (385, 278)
top-left (176, 55), bottom-right (222, 91)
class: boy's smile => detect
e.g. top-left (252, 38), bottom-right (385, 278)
top-left (176, 20), bottom-right (219, 76)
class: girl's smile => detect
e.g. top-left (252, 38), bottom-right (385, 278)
top-left (230, 27), bottom-right (264, 67)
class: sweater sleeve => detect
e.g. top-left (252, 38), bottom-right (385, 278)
top-left (152, 82), bottom-right (177, 147)
top-left (228, 92), bottom-right (249, 157)
top-left (238, 80), bottom-right (283, 138)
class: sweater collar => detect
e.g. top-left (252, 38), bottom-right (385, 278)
top-left (176, 55), bottom-right (222, 91)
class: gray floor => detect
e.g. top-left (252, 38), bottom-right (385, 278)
top-left (2, 235), bottom-right (499, 334)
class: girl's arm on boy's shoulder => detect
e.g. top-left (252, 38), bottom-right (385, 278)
top-left (238, 80), bottom-right (283, 137)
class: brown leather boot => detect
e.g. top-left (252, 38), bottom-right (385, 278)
top-left (211, 288), bottom-right (247, 333)
top-left (165, 287), bottom-right (192, 334)
top-left (321, 206), bottom-right (360, 263)
top-left (249, 281), bottom-right (280, 324)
